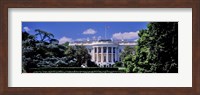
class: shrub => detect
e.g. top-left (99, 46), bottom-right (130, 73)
top-left (113, 61), bottom-right (123, 67)
top-left (87, 60), bottom-right (98, 67)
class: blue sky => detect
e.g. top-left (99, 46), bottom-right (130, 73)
top-left (22, 22), bottom-right (148, 44)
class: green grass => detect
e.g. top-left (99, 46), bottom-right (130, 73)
top-left (118, 67), bottom-right (126, 72)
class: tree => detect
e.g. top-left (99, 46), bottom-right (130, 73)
top-left (123, 54), bottom-right (135, 72)
top-left (35, 29), bottom-right (54, 42)
top-left (87, 60), bottom-right (98, 67)
top-left (126, 22), bottom-right (178, 73)
top-left (74, 45), bottom-right (91, 67)
top-left (120, 46), bottom-right (135, 60)
top-left (62, 42), bottom-right (69, 47)
top-left (64, 45), bottom-right (92, 67)
top-left (64, 46), bottom-right (78, 66)
top-left (22, 31), bottom-right (38, 72)
top-left (22, 30), bottom-right (69, 72)
top-left (120, 46), bottom-right (135, 67)
top-left (113, 61), bottom-right (123, 67)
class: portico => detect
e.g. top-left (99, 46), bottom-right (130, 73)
top-left (69, 39), bottom-right (136, 67)
top-left (92, 46), bottom-right (117, 67)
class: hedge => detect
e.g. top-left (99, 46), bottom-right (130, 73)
top-left (28, 67), bottom-right (119, 73)
top-left (33, 71), bottom-right (124, 73)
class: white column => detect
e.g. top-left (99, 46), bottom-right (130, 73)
top-left (106, 47), bottom-right (108, 63)
top-left (115, 47), bottom-right (117, 62)
top-left (117, 47), bottom-right (119, 61)
top-left (101, 47), bottom-right (103, 63)
top-left (118, 47), bottom-right (120, 61)
top-left (111, 47), bottom-right (113, 62)
top-left (96, 46), bottom-right (98, 62)
top-left (92, 47), bottom-right (94, 61)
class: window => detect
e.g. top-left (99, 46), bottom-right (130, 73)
top-left (95, 47), bottom-right (97, 53)
top-left (98, 47), bottom-right (101, 53)
top-left (113, 47), bottom-right (115, 53)
top-left (113, 54), bottom-right (115, 62)
top-left (103, 54), bottom-right (106, 62)
top-left (98, 54), bottom-right (101, 62)
top-left (108, 47), bottom-right (111, 53)
top-left (108, 54), bottom-right (111, 62)
top-left (103, 47), bottom-right (106, 53)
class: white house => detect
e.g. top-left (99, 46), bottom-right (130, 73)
top-left (69, 39), bottom-right (136, 67)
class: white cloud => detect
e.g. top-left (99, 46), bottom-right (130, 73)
top-left (112, 31), bottom-right (139, 40)
top-left (83, 28), bottom-right (97, 35)
top-left (23, 26), bottom-right (30, 32)
top-left (59, 36), bottom-right (72, 44)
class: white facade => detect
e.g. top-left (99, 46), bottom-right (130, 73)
top-left (69, 40), bottom-right (136, 67)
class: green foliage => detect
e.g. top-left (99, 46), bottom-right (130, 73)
top-left (120, 46), bottom-right (135, 60)
top-left (33, 71), bottom-right (123, 73)
top-left (22, 29), bottom-right (93, 73)
top-left (120, 46), bottom-right (135, 67)
top-left (126, 22), bottom-right (178, 73)
top-left (35, 29), bottom-right (54, 42)
top-left (74, 45), bottom-right (91, 66)
top-left (62, 42), bottom-right (69, 47)
top-left (87, 60), bottom-right (98, 67)
top-left (22, 31), bottom-right (38, 72)
top-left (22, 22), bottom-right (178, 73)
top-left (64, 45), bottom-right (92, 67)
top-left (122, 54), bottom-right (134, 68)
top-left (113, 61), bottom-right (123, 67)
top-left (22, 30), bottom-right (67, 72)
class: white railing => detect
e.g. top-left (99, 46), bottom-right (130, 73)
top-left (69, 41), bottom-right (137, 46)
